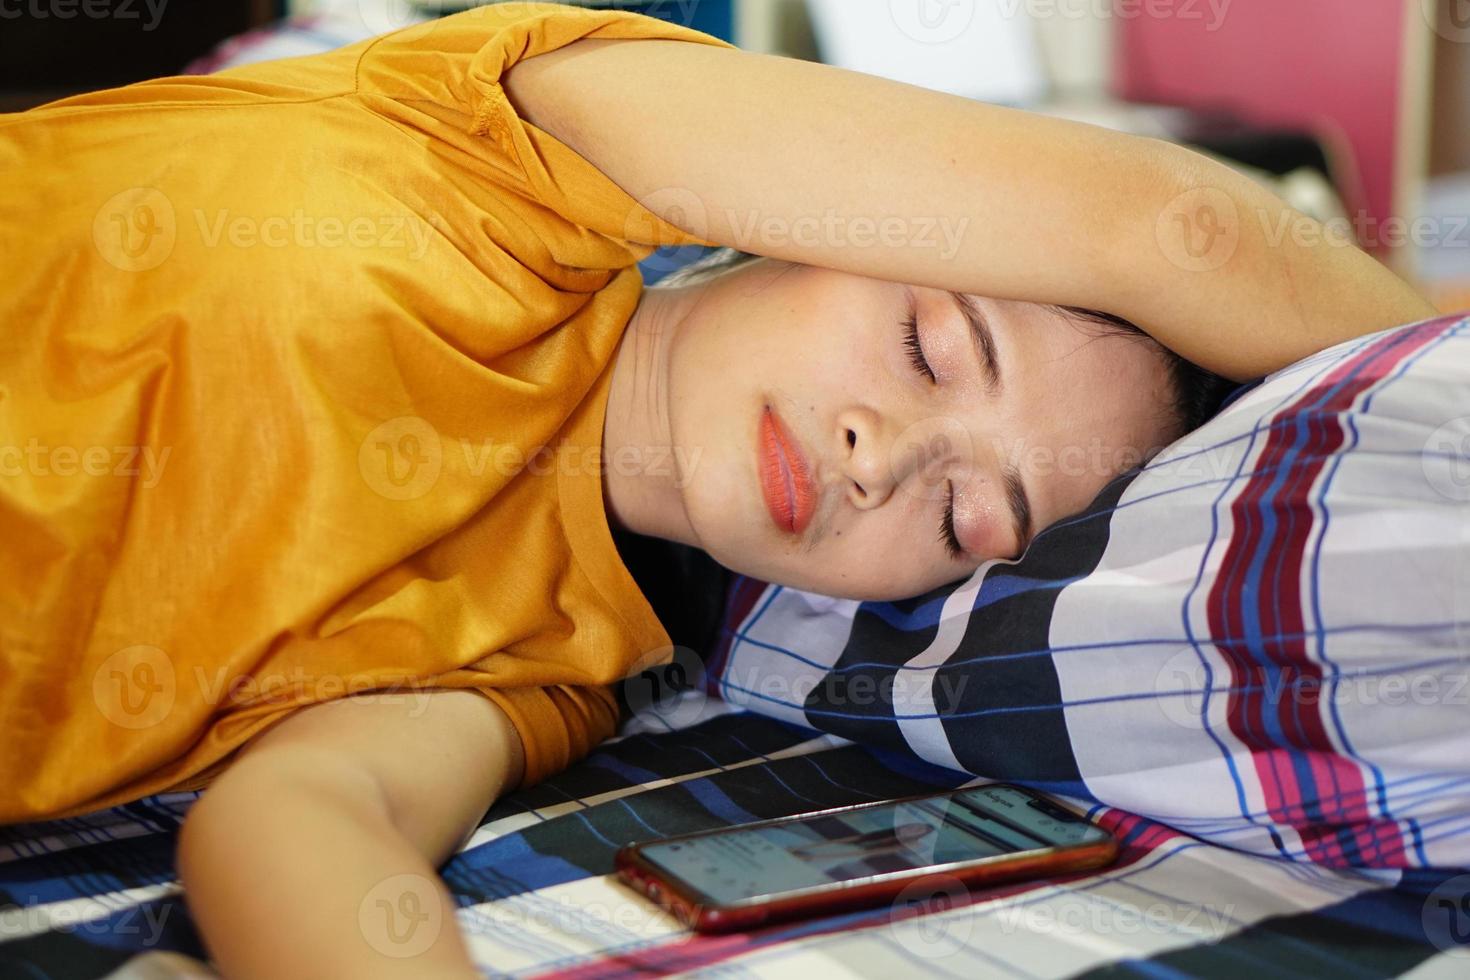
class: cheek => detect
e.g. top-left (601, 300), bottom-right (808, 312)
top-left (672, 401), bottom-right (752, 537)
top-left (796, 562), bottom-right (951, 602)
top-left (793, 518), bottom-right (953, 602)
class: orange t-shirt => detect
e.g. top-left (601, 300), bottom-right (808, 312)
top-left (0, 3), bottom-right (734, 823)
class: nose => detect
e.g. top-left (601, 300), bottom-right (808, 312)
top-left (839, 405), bottom-right (973, 512)
top-left (837, 405), bottom-right (927, 510)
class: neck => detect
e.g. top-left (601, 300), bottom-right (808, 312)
top-left (602, 282), bottom-right (700, 548)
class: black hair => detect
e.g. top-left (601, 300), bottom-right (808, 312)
top-left (654, 246), bottom-right (1238, 442)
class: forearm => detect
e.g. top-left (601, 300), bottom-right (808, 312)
top-left (504, 38), bottom-right (1435, 379)
top-left (504, 39), bottom-right (1138, 304)
top-left (176, 751), bottom-right (480, 980)
top-left (1114, 143), bottom-right (1438, 380)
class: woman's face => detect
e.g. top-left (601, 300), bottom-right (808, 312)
top-left (661, 258), bottom-right (1179, 601)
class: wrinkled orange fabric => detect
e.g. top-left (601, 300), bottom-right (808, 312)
top-left (0, 3), bottom-right (734, 823)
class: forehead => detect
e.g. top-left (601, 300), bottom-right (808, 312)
top-left (980, 297), bottom-right (1176, 512)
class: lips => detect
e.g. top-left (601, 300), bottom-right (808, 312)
top-left (758, 406), bottom-right (817, 536)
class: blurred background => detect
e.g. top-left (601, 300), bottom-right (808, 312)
top-left (4, 0), bottom-right (1465, 311)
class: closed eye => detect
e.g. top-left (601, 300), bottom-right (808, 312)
top-left (939, 479), bottom-right (964, 560)
top-left (901, 307), bottom-right (935, 383)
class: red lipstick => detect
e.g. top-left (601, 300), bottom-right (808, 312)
top-left (758, 406), bottom-right (816, 536)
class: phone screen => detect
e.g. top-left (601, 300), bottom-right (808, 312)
top-left (635, 785), bottom-right (1110, 906)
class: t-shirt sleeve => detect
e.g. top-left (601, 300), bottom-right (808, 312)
top-left (353, 2), bottom-right (736, 255)
top-left (476, 684), bottom-right (621, 791)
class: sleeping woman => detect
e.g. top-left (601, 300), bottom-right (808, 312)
top-left (0, 3), bottom-right (1437, 976)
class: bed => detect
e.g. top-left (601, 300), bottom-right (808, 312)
top-left (2, 692), bottom-right (1466, 979)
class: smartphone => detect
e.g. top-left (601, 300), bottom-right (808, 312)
top-left (615, 783), bottom-right (1118, 933)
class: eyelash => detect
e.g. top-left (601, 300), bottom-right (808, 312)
top-left (901, 310), bottom-right (936, 383)
top-left (939, 479), bottom-right (963, 561)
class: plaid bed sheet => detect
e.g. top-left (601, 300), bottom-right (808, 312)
top-left (2, 696), bottom-right (1468, 978)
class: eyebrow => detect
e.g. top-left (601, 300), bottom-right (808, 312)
top-left (949, 291), bottom-right (1001, 395)
top-left (1002, 462), bottom-right (1033, 554)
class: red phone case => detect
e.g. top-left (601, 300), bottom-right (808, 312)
top-left (614, 785), bottom-right (1120, 933)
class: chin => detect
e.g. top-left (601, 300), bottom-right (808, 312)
top-left (765, 569), bottom-right (903, 603)
top-left (803, 573), bottom-right (940, 603)
top-left (696, 534), bottom-right (922, 601)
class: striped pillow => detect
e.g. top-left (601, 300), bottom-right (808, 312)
top-left (705, 313), bottom-right (1470, 871)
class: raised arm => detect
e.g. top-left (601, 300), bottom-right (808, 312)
top-left (177, 689), bottom-right (523, 979)
top-left (501, 38), bottom-right (1436, 381)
